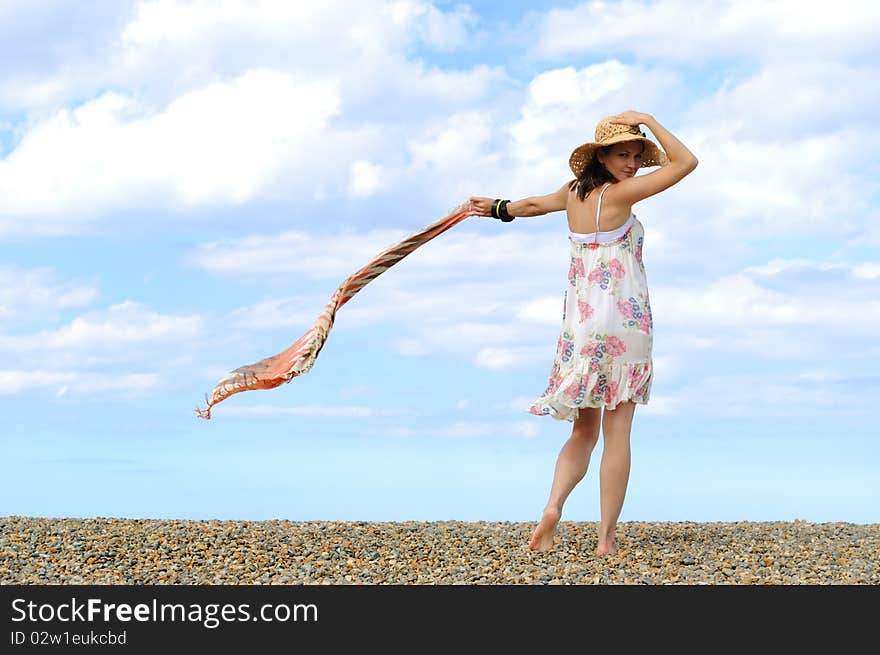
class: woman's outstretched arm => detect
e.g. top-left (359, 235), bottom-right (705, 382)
top-left (469, 180), bottom-right (573, 218)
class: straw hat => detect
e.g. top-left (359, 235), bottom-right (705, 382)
top-left (569, 117), bottom-right (668, 177)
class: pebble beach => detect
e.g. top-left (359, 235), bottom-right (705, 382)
top-left (2, 517), bottom-right (877, 585)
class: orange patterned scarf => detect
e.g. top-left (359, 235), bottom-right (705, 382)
top-left (195, 201), bottom-right (473, 419)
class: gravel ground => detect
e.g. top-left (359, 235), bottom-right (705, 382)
top-left (1, 516), bottom-right (877, 585)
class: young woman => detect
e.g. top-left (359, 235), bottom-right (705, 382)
top-left (468, 110), bottom-right (698, 554)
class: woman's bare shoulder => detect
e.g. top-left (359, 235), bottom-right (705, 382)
top-left (567, 180), bottom-right (602, 198)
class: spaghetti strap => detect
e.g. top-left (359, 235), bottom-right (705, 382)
top-left (594, 183), bottom-right (613, 243)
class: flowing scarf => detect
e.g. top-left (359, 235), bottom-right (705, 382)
top-left (195, 201), bottom-right (473, 419)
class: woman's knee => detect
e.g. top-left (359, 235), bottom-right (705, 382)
top-left (572, 408), bottom-right (601, 442)
top-left (601, 401), bottom-right (636, 434)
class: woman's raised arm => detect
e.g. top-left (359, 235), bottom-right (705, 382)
top-left (607, 111), bottom-right (698, 206)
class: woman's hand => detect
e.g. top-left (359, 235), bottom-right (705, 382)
top-left (608, 110), bottom-right (651, 127)
top-left (467, 196), bottom-right (495, 217)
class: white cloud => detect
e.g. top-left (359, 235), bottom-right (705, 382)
top-left (188, 228), bottom-right (415, 280)
top-left (675, 127), bottom-right (878, 240)
top-left (530, 0), bottom-right (879, 61)
top-left (686, 59), bottom-right (880, 140)
top-left (391, 62), bottom-right (507, 110)
top-left (0, 301), bottom-right (202, 356)
top-left (474, 347), bottom-right (526, 370)
top-left (0, 370), bottom-right (75, 394)
top-left (121, 0), bottom-right (475, 53)
top-left (634, 394), bottom-right (681, 417)
top-left (227, 296), bottom-right (316, 331)
top-left (386, 0), bottom-right (477, 51)
top-left (120, 0), bottom-right (309, 46)
top-left (349, 160), bottom-right (385, 197)
top-left (745, 258), bottom-right (880, 281)
top-left (852, 264), bottom-right (880, 280)
top-left (0, 70), bottom-right (341, 230)
top-left (0, 370), bottom-right (159, 397)
top-left (0, 266), bottom-right (97, 322)
top-left (49, 301), bottom-right (201, 349)
top-left (652, 260), bottom-right (880, 331)
top-left (509, 61), bottom-right (630, 163)
top-left (650, 354), bottom-right (682, 379)
top-left (0, 299), bottom-right (229, 401)
top-left (408, 110), bottom-right (496, 177)
top-left (514, 295), bottom-right (563, 326)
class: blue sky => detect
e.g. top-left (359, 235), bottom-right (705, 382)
top-left (1, 0), bottom-right (878, 524)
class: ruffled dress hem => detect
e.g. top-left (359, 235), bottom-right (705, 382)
top-left (528, 358), bottom-right (652, 422)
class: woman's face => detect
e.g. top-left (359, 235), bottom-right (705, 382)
top-left (598, 141), bottom-right (645, 181)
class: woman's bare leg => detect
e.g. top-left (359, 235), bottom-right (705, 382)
top-left (529, 407), bottom-right (601, 551)
top-left (597, 400), bottom-right (636, 555)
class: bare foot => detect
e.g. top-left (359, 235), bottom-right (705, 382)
top-left (528, 506), bottom-right (561, 551)
top-left (596, 534), bottom-right (618, 555)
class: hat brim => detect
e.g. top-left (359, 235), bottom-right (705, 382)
top-left (569, 134), bottom-right (668, 177)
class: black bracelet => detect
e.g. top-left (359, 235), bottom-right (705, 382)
top-left (491, 199), bottom-right (514, 222)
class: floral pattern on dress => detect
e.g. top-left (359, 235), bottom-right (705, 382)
top-left (587, 257), bottom-right (626, 293)
top-left (556, 330), bottom-right (574, 363)
top-left (577, 298), bottom-right (594, 323)
top-left (579, 332), bottom-right (627, 375)
top-left (617, 293), bottom-right (652, 334)
top-left (627, 362), bottom-right (649, 390)
top-left (589, 375), bottom-right (619, 405)
top-left (568, 257), bottom-right (585, 286)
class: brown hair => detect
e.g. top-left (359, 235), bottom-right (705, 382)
top-left (568, 141), bottom-right (645, 201)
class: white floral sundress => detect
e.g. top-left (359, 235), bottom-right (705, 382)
top-left (529, 182), bottom-right (653, 421)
